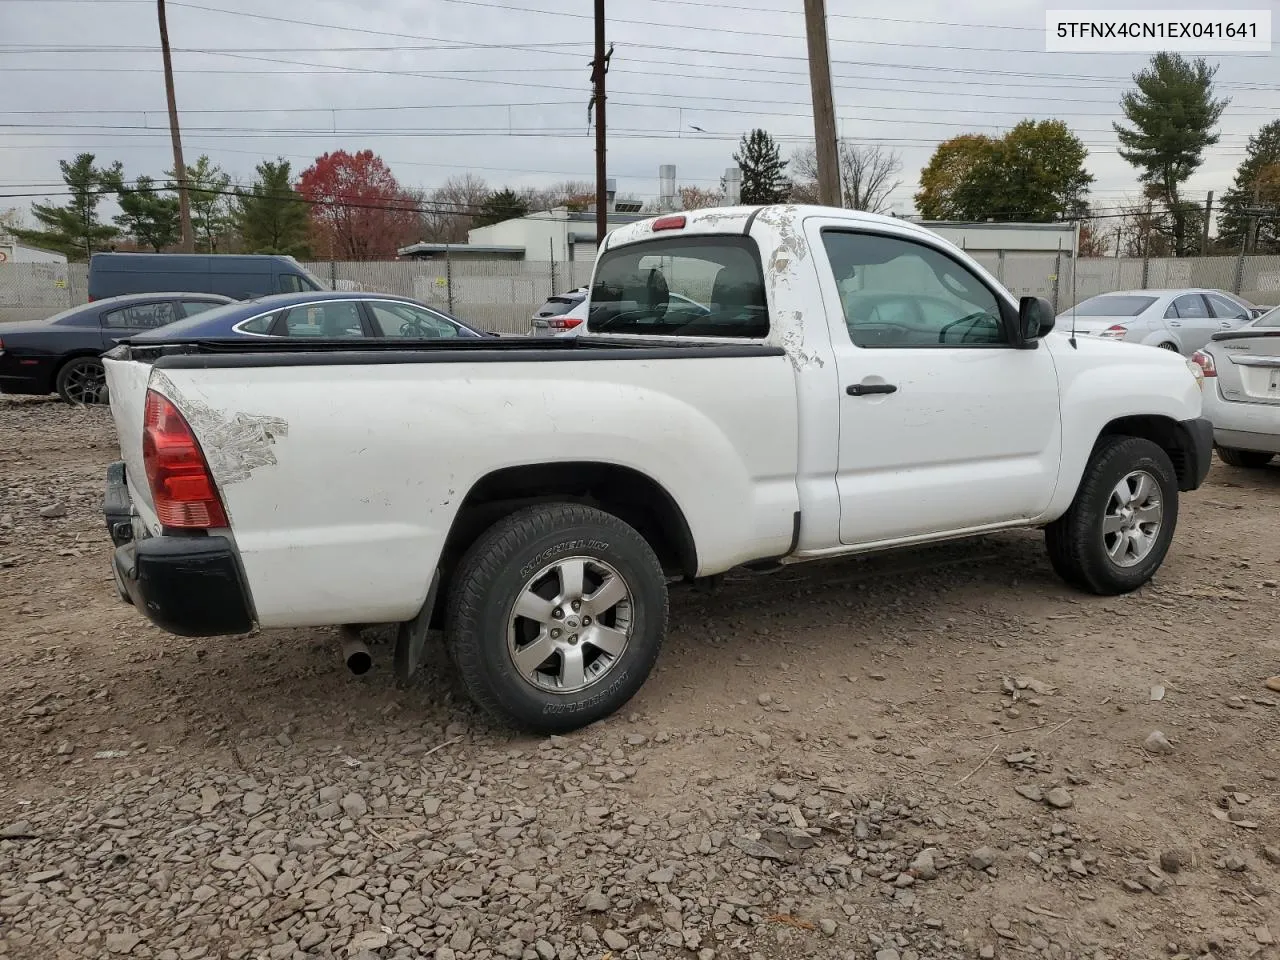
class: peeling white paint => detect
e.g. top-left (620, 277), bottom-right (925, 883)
top-left (151, 371), bottom-right (289, 486)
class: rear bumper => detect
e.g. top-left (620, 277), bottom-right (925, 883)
top-left (105, 462), bottom-right (255, 637)
top-left (1202, 384), bottom-right (1280, 454)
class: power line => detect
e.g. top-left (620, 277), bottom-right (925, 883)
top-left (165, 0), bottom-right (1270, 57)
top-left (6, 94), bottom-right (1280, 120)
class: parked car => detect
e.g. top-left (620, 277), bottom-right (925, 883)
top-left (1056, 288), bottom-right (1256, 355)
top-left (529, 288), bottom-right (588, 334)
top-left (128, 292), bottom-right (490, 342)
top-left (537, 291), bottom-right (711, 337)
top-left (88, 253), bottom-right (324, 302)
top-left (1191, 304), bottom-right (1280, 468)
top-left (0, 293), bottom-right (231, 403)
top-left (101, 204), bottom-right (1211, 733)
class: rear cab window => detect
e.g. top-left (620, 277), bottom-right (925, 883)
top-left (587, 236), bottom-right (767, 338)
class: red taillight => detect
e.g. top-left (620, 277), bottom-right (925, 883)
top-left (1191, 350), bottom-right (1217, 377)
top-left (142, 389), bottom-right (228, 528)
top-left (547, 317), bottom-right (583, 330)
top-left (1098, 324), bottom-right (1129, 340)
top-left (652, 215), bottom-right (686, 231)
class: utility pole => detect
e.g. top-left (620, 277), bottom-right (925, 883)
top-left (802, 0), bottom-right (841, 207)
top-left (157, 0), bottom-right (194, 252)
top-left (1201, 190), bottom-right (1212, 256)
top-left (591, 0), bottom-right (609, 246)
top-left (1140, 198), bottom-right (1153, 288)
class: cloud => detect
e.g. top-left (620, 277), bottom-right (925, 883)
top-left (1, 0), bottom-right (1273, 218)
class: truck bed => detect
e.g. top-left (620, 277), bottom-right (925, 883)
top-left (103, 334), bottom-right (801, 629)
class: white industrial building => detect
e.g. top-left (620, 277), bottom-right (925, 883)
top-left (0, 235), bottom-right (68, 265)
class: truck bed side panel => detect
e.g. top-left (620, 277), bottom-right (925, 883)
top-left (152, 355), bottom-right (800, 627)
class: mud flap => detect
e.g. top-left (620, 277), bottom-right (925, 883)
top-left (393, 569), bottom-right (440, 684)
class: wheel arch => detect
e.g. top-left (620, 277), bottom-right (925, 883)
top-left (1096, 414), bottom-right (1202, 491)
top-left (429, 461), bottom-right (698, 628)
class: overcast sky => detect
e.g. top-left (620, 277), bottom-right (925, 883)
top-left (0, 0), bottom-right (1275, 223)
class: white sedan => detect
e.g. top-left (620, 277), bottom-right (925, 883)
top-left (1056, 289), bottom-right (1257, 356)
top-left (1192, 306), bottom-right (1280, 468)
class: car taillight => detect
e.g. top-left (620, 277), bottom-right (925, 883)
top-left (653, 215), bottom-right (686, 231)
top-left (548, 317), bottom-right (583, 330)
top-left (1099, 325), bottom-right (1128, 339)
top-left (1191, 350), bottom-right (1217, 377)
top-left (142, 388), bottom-right (228, 529)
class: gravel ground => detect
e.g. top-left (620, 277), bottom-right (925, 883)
top-left (2, 394), bottom-right (1279, 960)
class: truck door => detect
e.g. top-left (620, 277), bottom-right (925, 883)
top-left (805, 220), bottom-right (1062, 545)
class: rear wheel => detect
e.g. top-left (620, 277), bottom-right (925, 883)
top-left (1045, 436), bottom-right (1178, 595)
top-left (1158, 342), bottom-right (1179, 352)
top-left (1216, 446), bottom-right (1275, 468)
top-left (55, 357), bottom-right (106, 405)
top-left (445, 503), bottom-right (668, 732)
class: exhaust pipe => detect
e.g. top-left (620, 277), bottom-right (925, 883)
top-left (339, 627), bottom-right (372, 675)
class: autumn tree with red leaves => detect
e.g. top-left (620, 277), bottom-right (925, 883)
top-left (296, 150), bottom-right (420, 260)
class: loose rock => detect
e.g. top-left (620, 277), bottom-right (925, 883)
top-left (1144, 731), bottom-right (1174, 755)
top-left (1045, 787), bottom-right (1074, 809)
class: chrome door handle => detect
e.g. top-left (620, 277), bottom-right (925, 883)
top-left (1168, 320), bottom-right (1182, 327)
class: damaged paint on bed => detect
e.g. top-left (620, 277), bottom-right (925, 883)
top-left (149, 370), bottom-right (289, 486)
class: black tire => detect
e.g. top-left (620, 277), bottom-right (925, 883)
top-left (1157, 342), bottom-right (1179, 352)
top-left (1215, 446), bottom-right (1274, 469)
top-left (1045, 436), bottom-right (1179, 595)
top-left (445, 503), bottom-right (668, 733)
top-left (55, 356), bottom-right (106, 405)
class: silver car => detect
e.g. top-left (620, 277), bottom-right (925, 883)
top-left (1192, 306), bottom-right (1280, 468)
top-left (1057, 289), bottom-right (1257, 356)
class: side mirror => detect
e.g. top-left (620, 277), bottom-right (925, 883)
top-left (1017, 296), bottom-right (1055, 345)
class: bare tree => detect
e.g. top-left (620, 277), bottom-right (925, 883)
top-left (678, 185), bottom-right (724, 210)
top-left (418, 174), bottom-right (489, 243)
top-left (791, 140), bottom-right (903, 213)
top-left (523, 179), bottom-right (596, 212)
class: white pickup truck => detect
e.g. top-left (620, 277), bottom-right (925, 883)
top-left (101, 205), bottom-right (1213, 732)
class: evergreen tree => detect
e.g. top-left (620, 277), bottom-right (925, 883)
top-left (1218, 120), bottom-right (1280, 254)
top-left (235, 158), bottom-right (310, 257)
top-left (169, 155), bottom-right (233, 252)
top-left (1113, 53), bottom-right (1228, 256)
top-left (114, 176), bottom-right (180, 252)
top-left (474, 188), bottom-right (530, 227)
top-left (11, 153), bottom-right (122, 260)
top-left (731, 129), bottom-right (790, 204)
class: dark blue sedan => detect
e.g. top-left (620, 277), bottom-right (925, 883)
top-left (0, 292), bottom-right (232, 404)
top-left (131, 291), bottom-right (489, 343)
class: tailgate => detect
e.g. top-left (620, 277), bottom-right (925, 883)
top-left (103, 352), bottom-right (161, 528)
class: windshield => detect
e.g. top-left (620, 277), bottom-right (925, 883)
top-left (536, 296), bottom-right (581, 316)
top-left (1068, 295), bottom-right (1157, 317)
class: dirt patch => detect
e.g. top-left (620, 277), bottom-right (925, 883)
top-left (1, 395), bottom-right (1278, 960)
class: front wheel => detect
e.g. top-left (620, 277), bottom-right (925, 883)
top-left (1216, 446), bottom-right (1274, 469)
top-left (445, 503), bottom-right (668, 732)
top-left (55, 357), bottom-right (106, 405)
top-left (1045, 436), bottom-right (1179, 595)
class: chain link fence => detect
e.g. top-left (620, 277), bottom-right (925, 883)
top-left (4, 253), bottom-right (1279, 329)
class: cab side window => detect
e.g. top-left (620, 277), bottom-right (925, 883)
top-left (822, 231), bottom-right (1007, 348)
